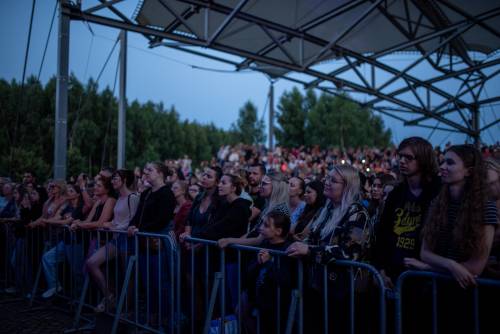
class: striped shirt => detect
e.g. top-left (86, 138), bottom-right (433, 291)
top-left (435, 200), bottom-right (498, 262)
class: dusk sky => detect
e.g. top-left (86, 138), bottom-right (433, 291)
top-left (1, 0), bottom-right (498, 147)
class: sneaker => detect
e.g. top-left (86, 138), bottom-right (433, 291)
top-left (42, 285), bottom-right (62, 298)
top-left (4, 286), bottom-right (17, 294)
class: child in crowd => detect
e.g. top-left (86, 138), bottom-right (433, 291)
top-left (243, 209), bottom-right (295, 334)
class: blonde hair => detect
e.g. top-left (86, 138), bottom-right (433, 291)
top-left (263, 170), bottom-right (290, 217)
top-left (312, 164), bottom-right (360, 239)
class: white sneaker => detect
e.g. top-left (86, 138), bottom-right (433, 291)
top-left (42, 285), bottom-right (62, 298)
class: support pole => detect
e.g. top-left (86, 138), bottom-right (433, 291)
top-left (117, 30), bottom-right (127, 168)
top-left (471, 104), bottom-right (480, 148)
top-left (54, 0), bottom-right (70, 179)
top-left (268, 81), bottom-right (274, 150)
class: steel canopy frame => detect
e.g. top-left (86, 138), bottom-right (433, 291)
top-left (55, 0), bottom-right (500, 176)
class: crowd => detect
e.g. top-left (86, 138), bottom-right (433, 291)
top-left (0, 138), bottom-right (499, 333)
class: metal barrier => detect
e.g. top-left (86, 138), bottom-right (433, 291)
top-left (185, 236), bottom-right (387, 334)
top-left (395, 270), bottom-right (500, 334)
top-left (1, 222), bottom-right (388, 334)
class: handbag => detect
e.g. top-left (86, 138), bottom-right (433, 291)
top-left (209, 314), bottom-right (238, 334)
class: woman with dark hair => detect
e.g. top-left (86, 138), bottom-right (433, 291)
top-left (406, 145), bottom-right (497, 333)
top-left (291, 180), bottom-right (326, 240)
top-left (288, 176), bottom-right (306, 226)
top-left (366, 173), bottom-right (396, 225)
top-left (180, 165), bottom-right (223, 242)
top-left (127, 161), bottom-right (176, 328)
top-left (171, 180), bottom-right (192, 240)
top-left (86, 169), bottom-right (139, 312)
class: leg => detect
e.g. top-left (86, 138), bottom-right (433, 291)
top-left (41, 242), bottom-right (65, 289)
top-left (85, 243), bottom-right (117, 296)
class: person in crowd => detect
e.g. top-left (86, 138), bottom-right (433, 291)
top-left (180, 166), bottom-right (223, 243)
top-left (38, 183), bottom-right (86, 298)
top-left (76, 173), bottom-right (94, 214)
top-left (247, 163), bottom-right (267, 231)
top-left (171, 180), bottom-right (192, 240)
top-left (85, 169), bottom-right (139, 312)
top-left (370, 137), bottom-right (440, 334)
top-left (366, 173), bottom-right (396, 227)
top-left (372, 137), bottom-right (440, 288)
top-left (193, 173), bottom-right (252, 311)
top-left (127, 162), bottom-right (176, 328)
top-left (217, 170), bottom-right (290, 248)
top-left (286, 164), bottom-right (371, 333)
top-left (408, 145), bottom-right (498, 333)
top-left (0, 183), bottom-right (16, 218)
top-left (13, 185), bottom-right (43, 295)
top-left (288, 176), bottom-right (306, 227)
top-left (243, 210), bottom-right (295, 334)
top-left (187, 183), bottom-right (201, 201)
top-left (290, 180), bottom-right (326, 240)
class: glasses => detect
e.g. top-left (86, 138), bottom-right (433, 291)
top-left (397, 153), bottom-right (416, 162)
top-left (260, 181), bottom-right (272, 186)
top-left (326, 176), bottom-right (344, 184)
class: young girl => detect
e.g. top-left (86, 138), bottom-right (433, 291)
top-left (244, 210), bottom-right (295, 334)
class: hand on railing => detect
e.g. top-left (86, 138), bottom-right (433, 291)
top-left (380, 269), bottom-right (394, 290)
top-left (179, 231), bottom-right (190, 243)
top-left (217, 238), bottom-right (237, 248)
top-left (447, 261), bottom-right (477, 289)
top-left (403, 257), bottom-right (432, 271)
top-left (127, 226), bottom-right (139, 237)
top-left (257, 249), bottom-right (271, 264)
top-left (69, 220), bottom-right (81, 231)
top-left (286, 241), bottom-right (310, 257)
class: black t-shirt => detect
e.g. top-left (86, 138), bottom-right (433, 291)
top-left (373, 178), bottom-right (441, 280)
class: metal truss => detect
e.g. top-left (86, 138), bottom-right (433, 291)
top-left (66, 0), bottom-right (500, 142)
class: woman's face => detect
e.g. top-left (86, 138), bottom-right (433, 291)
top-left (49, 183), bottom-right (60, 196)
top-left (66, 185), bottom-right (79, 200)
top-left (218, 175), bottom-right (235, 197)
top-left (111, 174), bottom-right (124, 191)
top-left (288, 177), bottom-right (303, 197)
top-left (440, 151), bottom-right (469, 185)
top-left (486, 168), bottom-right (500, 200)
top-left (303, 186), bottom-right (318, 205)
top-left (371, 178), bottom-right (383, 200)
top-left (171, 181), bottom-right (185, 199)
top-left (188, 185), bottom-right (200, 200)
top-left (93, 180), bottom-right (108, 197)
top-left (30, 190), bottom-right (40, 203)
top-left (324, 170), bottom-right (344, 203)
top-left (201, 168), bottom-right (218, 190)
top-left (13, 189), bottom-right (20, 202)
top-left (259, 175), bottom-right (273, 198)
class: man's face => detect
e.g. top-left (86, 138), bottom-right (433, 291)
top-left (397, 147), bottom-right (419, 177)
top-left (248, 167), bottom-right (263, 187)
top-left (23, 173), bottom-right (34, 184)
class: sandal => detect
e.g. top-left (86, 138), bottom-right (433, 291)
top-left (94, 294), bottom-right (115, 313)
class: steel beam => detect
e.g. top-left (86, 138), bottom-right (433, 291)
top-left (117, 30), bottom-right (127, 169)
top-left (54, 0), bottom-right (70, 179)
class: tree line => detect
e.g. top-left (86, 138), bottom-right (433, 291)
top-left (0, 76), bottom-right (391, 180)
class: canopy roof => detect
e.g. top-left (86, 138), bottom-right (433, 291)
top-left (65, 0), bottom-right (500, 138)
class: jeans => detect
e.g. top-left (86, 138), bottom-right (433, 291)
top-left (42, 241), bottom-right (85, 294)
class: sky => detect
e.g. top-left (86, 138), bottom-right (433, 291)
top-left (1, 0), bottom-right (498, 148)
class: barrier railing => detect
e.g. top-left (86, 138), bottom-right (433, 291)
top-left (17, 220), bottom-right (500, 334)
top-left (395, 270), bottom-right (500, 334)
